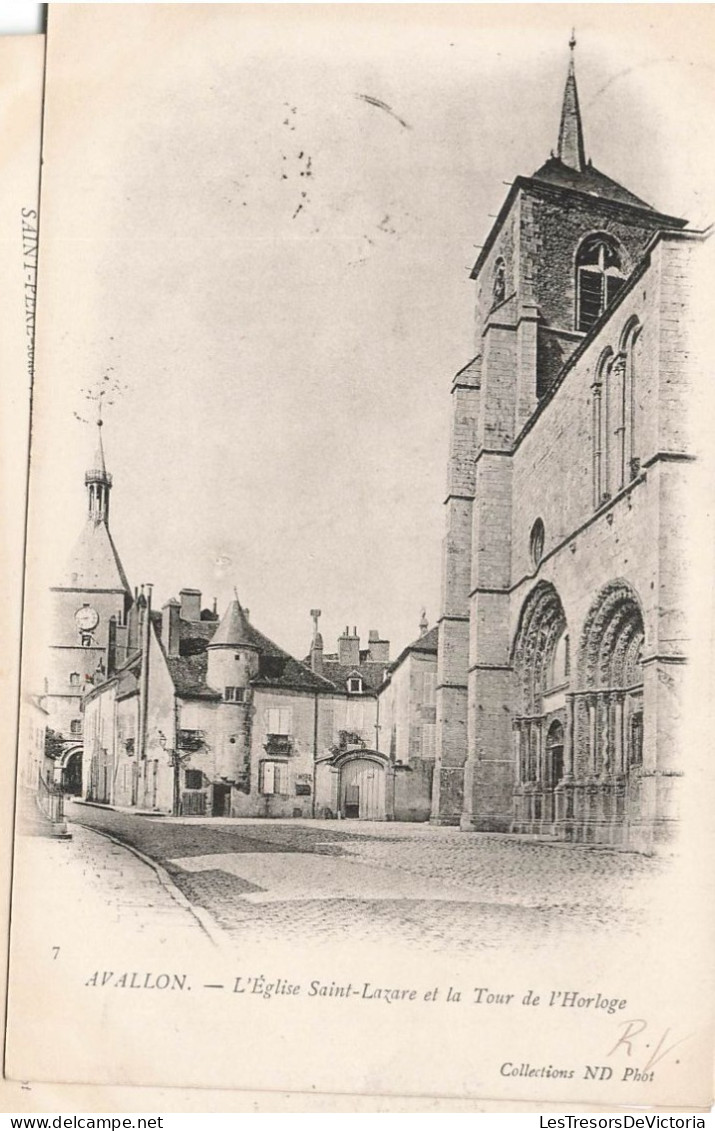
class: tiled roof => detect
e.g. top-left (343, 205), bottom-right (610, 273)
top-left (410, 625), bottom-right (439, 653)
top-left (530, 157), bottom-right (655, 212)
top-left (320, 659), bottom-right (386, 694)
top-left (166, 653), bottom-right (221, 700)
top-left (388, 624), bottom-right (439, 674)
top-left (153, 600), bottom-right (334, 697)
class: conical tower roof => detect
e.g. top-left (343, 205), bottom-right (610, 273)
top-left (57, 521), bottom-right (131, 593)
top-left (209, 597), bottom-right (255, 648)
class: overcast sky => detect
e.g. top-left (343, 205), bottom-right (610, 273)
top-left (26, 4), bottom-right (715, 664)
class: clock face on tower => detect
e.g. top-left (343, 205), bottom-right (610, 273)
top-left (75, 605), bottom-right (99, 632)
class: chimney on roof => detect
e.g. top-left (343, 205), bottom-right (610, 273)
top-left (309, 609), bottom-right (324, 675)
top-left (179, 588), bottom-right (201, 622)
top-left (107, 615), bottom-right (117, 676)
top-left (162, 598), bottom-right (181, 658)
top-left (367, 629), bottom-right (389, 663)
top-left (338, 625), bottom-right (360, 668)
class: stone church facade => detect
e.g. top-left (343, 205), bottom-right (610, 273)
top-left (431, 44), bottom-right (708, 851)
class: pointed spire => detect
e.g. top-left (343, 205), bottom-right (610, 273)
top-left (419, 608), bottom-right (429, 637)
top-left (85, 397), bottom-right (113, 523)
top-left (557, 30), bottom-right (586, 172)
top-left (93, 417), bottom-right (108, 479)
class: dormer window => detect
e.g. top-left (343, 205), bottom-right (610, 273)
top-left (347, 675), bottom-right (363, 694)
top-left (576, 234), bottom-right (625, 332)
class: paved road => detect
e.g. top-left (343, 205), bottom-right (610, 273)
top-left (68, 802), bottom-right (666, 953)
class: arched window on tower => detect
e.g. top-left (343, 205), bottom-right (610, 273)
top-left (576, 235), bottom-right (625, 332)
top-left (621, 318), bottom-right (643, 483)
top-left (592, 348), bottom-right (612, 506)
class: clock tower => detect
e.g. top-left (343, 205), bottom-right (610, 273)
top-left (45, 416), bottom-right (132, 785)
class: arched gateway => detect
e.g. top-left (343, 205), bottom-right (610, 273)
top-left (331, 750), bottom-right (392, 821)
top-left (59, 744), bottom-right (83, 796)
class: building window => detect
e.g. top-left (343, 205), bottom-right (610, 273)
top-left (234, 653), bottom-right (242, 661)
top-left (69, 672), bottom-right (81, 686)
top-left (261, 760), bottom-right (288, 795)
top-left (265, 707), bottom-right (292, 735)
top-left (422, 670), bottom-right (436, 706)
top-left (81, 633), bottom-right (93, 648)
top-left (576, 234), bottom-right (625, 332)
top-left (185, 769), bottom-right (203, 790)
top-left (493, 257), bottom-right (506, 305)
top-left (178, 729), bottom-right (204, 752)
top-left (224, 686), bottom-right (245, 703)
top-left (592, 349), bottom-right (611, 506)
top-left (623, 320), bottom-right (642, 485)
top-left (70, 718), bottom-right (82, 736)
top-left (347, 676), bottom-right (363, 694)
top-left (530, 518), bottom-right (545, 568)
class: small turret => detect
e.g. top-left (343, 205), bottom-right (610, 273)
top-left (207, 594), bottom-right (259, 694)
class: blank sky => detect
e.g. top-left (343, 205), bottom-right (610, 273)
top-left (26, 5), bottom-right (715, 665)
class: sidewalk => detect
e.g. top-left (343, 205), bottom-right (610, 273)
top-left (8, 821), bottom-right (224, 959)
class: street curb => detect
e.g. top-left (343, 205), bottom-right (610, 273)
top-left (74, 822), bottom-right (228, 950)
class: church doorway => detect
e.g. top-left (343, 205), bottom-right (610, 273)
top-left (511, 581), bottom-right (570, 834)
top-left (545, 719), bottom-right (564, 788)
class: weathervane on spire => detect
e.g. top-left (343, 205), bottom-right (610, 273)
top-left (569, 28), bottom-right (577, 52)
top-left (73, 363), bottom-right (128, 427)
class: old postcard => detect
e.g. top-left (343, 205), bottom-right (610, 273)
top-left (5, 3), bottom-right (715, 1111)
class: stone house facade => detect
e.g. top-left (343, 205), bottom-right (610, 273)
top-left (376, 615), bottom-right (437, 822)
top-left (82, 592), bottom-right (397, 820)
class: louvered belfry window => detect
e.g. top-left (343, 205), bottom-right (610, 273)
top-left (576, 235), bottom-right (624, 332)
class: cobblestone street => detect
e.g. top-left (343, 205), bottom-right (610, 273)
top-left (66, 802), bottom-right (669, 953)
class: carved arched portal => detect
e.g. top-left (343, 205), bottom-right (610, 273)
top-left (511, 582), bottom-right (570, 832)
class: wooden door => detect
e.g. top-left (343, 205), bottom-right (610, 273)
top-left (341, 759), bottom-right (385, 820)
